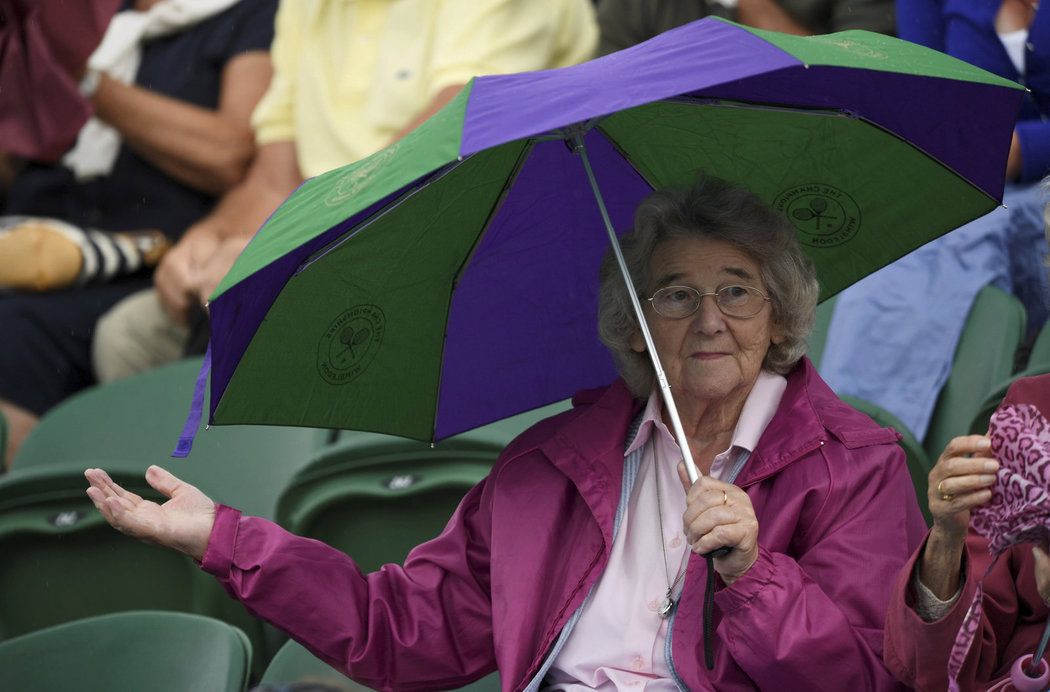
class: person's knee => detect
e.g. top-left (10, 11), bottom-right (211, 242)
top-left (93, 289), bottom-right (189, 383)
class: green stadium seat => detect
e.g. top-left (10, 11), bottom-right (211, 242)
top-left (260, 639), bottom-right (500, 692)
top-left (969, 367), bottom-right (1050, 438)
top-left (1026, 318), bottom-right (1050, 371)
top-left (0, 610), bottom-right (251, 692)
top-left (841, 395), bottom-right (933, 526)
top-left (2, 358), bottom-right (330, 674)
top-left (13, 357), bottom-right (330, 517)
top-left (923, 286), bottom-right (1026, 463)
top-left (259, 639), bottom-right (368, 690)
top-left (277, 401), bottom-right (569, 572)
top-left (0, 468), bottom-right (197, 641)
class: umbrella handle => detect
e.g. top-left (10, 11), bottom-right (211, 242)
top-left (571, 132), bottom-right (702, 484)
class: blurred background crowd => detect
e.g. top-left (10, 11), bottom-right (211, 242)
top-left (0, 0), bottom-right (1048, 690)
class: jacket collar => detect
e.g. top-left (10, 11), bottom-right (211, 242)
top-left (737, 356), bottom-right (900, 486)
top-left (533, 379), bottom-right (642, 547)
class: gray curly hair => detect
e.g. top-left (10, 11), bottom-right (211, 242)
top-left (597, 177), bottom-right (819, 398)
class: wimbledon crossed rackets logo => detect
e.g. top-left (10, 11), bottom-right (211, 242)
top-left (773, 184), bottom-right (861, 248)
top-left (317, 305), bottom-right (386, 385)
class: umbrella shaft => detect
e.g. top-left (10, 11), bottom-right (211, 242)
top-left (570, 132), bottom-right (701, 484)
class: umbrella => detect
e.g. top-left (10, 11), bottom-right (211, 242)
top-left (178, 18), bottom-right (1024, 474)
top-left (948, 403), bottom-right (1050, 691)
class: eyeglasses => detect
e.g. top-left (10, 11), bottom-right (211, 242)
top-left (646, 284), bottom-right (771, 319)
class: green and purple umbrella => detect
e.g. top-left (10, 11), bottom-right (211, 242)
top-left (177, 18), bottom-right (1023, 466)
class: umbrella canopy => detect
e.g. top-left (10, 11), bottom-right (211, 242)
top-left (200, 17), bottom-right (1023, 444)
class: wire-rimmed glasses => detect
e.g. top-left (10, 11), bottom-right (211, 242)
top-left (646, 284), bottom-right (771, 319)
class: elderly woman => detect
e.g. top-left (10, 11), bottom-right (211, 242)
top-left (884, 373), bottom-right (1050, 691)
top-left (85, 178), bottom-right (926, 690)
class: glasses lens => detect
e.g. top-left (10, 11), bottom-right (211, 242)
top-left (651, 286), bottom-right (700, 318)
top-left (716, 285), bottom-right (765, 317)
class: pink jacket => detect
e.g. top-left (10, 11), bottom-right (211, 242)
top-left (883, 374), bottom-right (1050, 691)
top-left (201, 358), bottom-right (926, 690)
top-left (883, 533), bottom-right (1048, 691)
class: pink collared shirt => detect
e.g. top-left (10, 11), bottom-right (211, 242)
top-left (545, 371), bottom-right (787, 690)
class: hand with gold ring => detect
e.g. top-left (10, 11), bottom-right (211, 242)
top-left (936, 479), bottom-right (954, 503)
top-left (918, 435), bottom-right (997, 600)
top-left (927, 435), bottom-right (997, 540)
top-left (678, 463), bottom-right (759, 586)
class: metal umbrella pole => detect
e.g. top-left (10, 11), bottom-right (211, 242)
top-left (570, 131), bottom-right (702, 484)
top-left (571, 131), bottom-right (730, 671)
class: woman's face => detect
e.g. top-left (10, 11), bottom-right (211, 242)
top-left (630, 236), bottom-right (783, 405)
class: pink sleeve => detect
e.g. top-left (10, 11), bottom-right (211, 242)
top-left (199, 487), bottom-right (497, 691)
top-left (714, 445), bottom-right (925, 690)
top-left (884, 532), bottom-right (1039, 691)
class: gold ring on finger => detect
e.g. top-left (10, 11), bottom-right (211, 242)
top-left (937, 479), bottom-right (954, 503)
top-left (722, 489), bottom-right (728, 506)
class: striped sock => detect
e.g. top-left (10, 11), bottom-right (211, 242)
top-left (0, 216), bottom-right (169, 290)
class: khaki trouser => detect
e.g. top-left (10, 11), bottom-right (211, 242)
top-left (92, 289), bottom-right (188, 383)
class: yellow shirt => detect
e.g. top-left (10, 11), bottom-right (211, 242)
top-left (252, 0), bottom-right (599, 178)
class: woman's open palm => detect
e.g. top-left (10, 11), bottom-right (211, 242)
top-left (85, 465), bottom-right (216, 561)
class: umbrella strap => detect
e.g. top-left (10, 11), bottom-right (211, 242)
top-left (171, 344), bottom-right (211, 458)
top-left (947, 554), bottom-right (1004, 691)
top-left (704, 554), bottom-right (718, 669)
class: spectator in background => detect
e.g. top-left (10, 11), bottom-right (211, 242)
top-left (0, 0), bottom-right (277, 468)
top-left (818, 0), bottom-right (1050, 445)
top-left (595, 0), bottom-right (895, 56)
top-left (91, 0), bottom-right (600, 389)
top-left (884, 374), bottom-right (1050, 690)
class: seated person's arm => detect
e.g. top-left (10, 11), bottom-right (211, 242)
top-left (90, 50), bottom-right (273, 195)
top-left (154, 140), bottom-right (302, 323)
top-left (387, 85), bottom-right (464, 145)
top-left (737, 0), bottom-right (812, 36)
top-left (917, 436), bottom-right (996, 604)
top-left (85, 465), bottom-right (496, 689)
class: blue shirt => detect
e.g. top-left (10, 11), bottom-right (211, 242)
top-left (897, 0), bottom-right (1050, 182)
top-left (819, 1), bottom-right (1050, 440)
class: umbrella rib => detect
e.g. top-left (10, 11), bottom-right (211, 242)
top-left (679, 95), bottom-right (1002, 202)
top-left (430, 140), bottom-right (536, 441)
top-left (296, 159), bottom-right (472, 275)
top-left (668, 94), bottom-right (857, 118)
top-left (601, 96), bottom-right (1003, 211)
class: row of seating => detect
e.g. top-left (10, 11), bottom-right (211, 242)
top-left (0, 357), bottom-right (564, 679)
top-left (810, 285), bottom-right (1049, 526)
top-left (0, 609), bottom-right (460, 692)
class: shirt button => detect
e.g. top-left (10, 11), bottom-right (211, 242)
top-left (647, 599), bottom-right (659, 612)
top-left (669, 536), bottom-right (683, 549)
top-left (627, 680), bottom-right (641, 687)
top-left (631, 656), bottom-right (645, 670)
